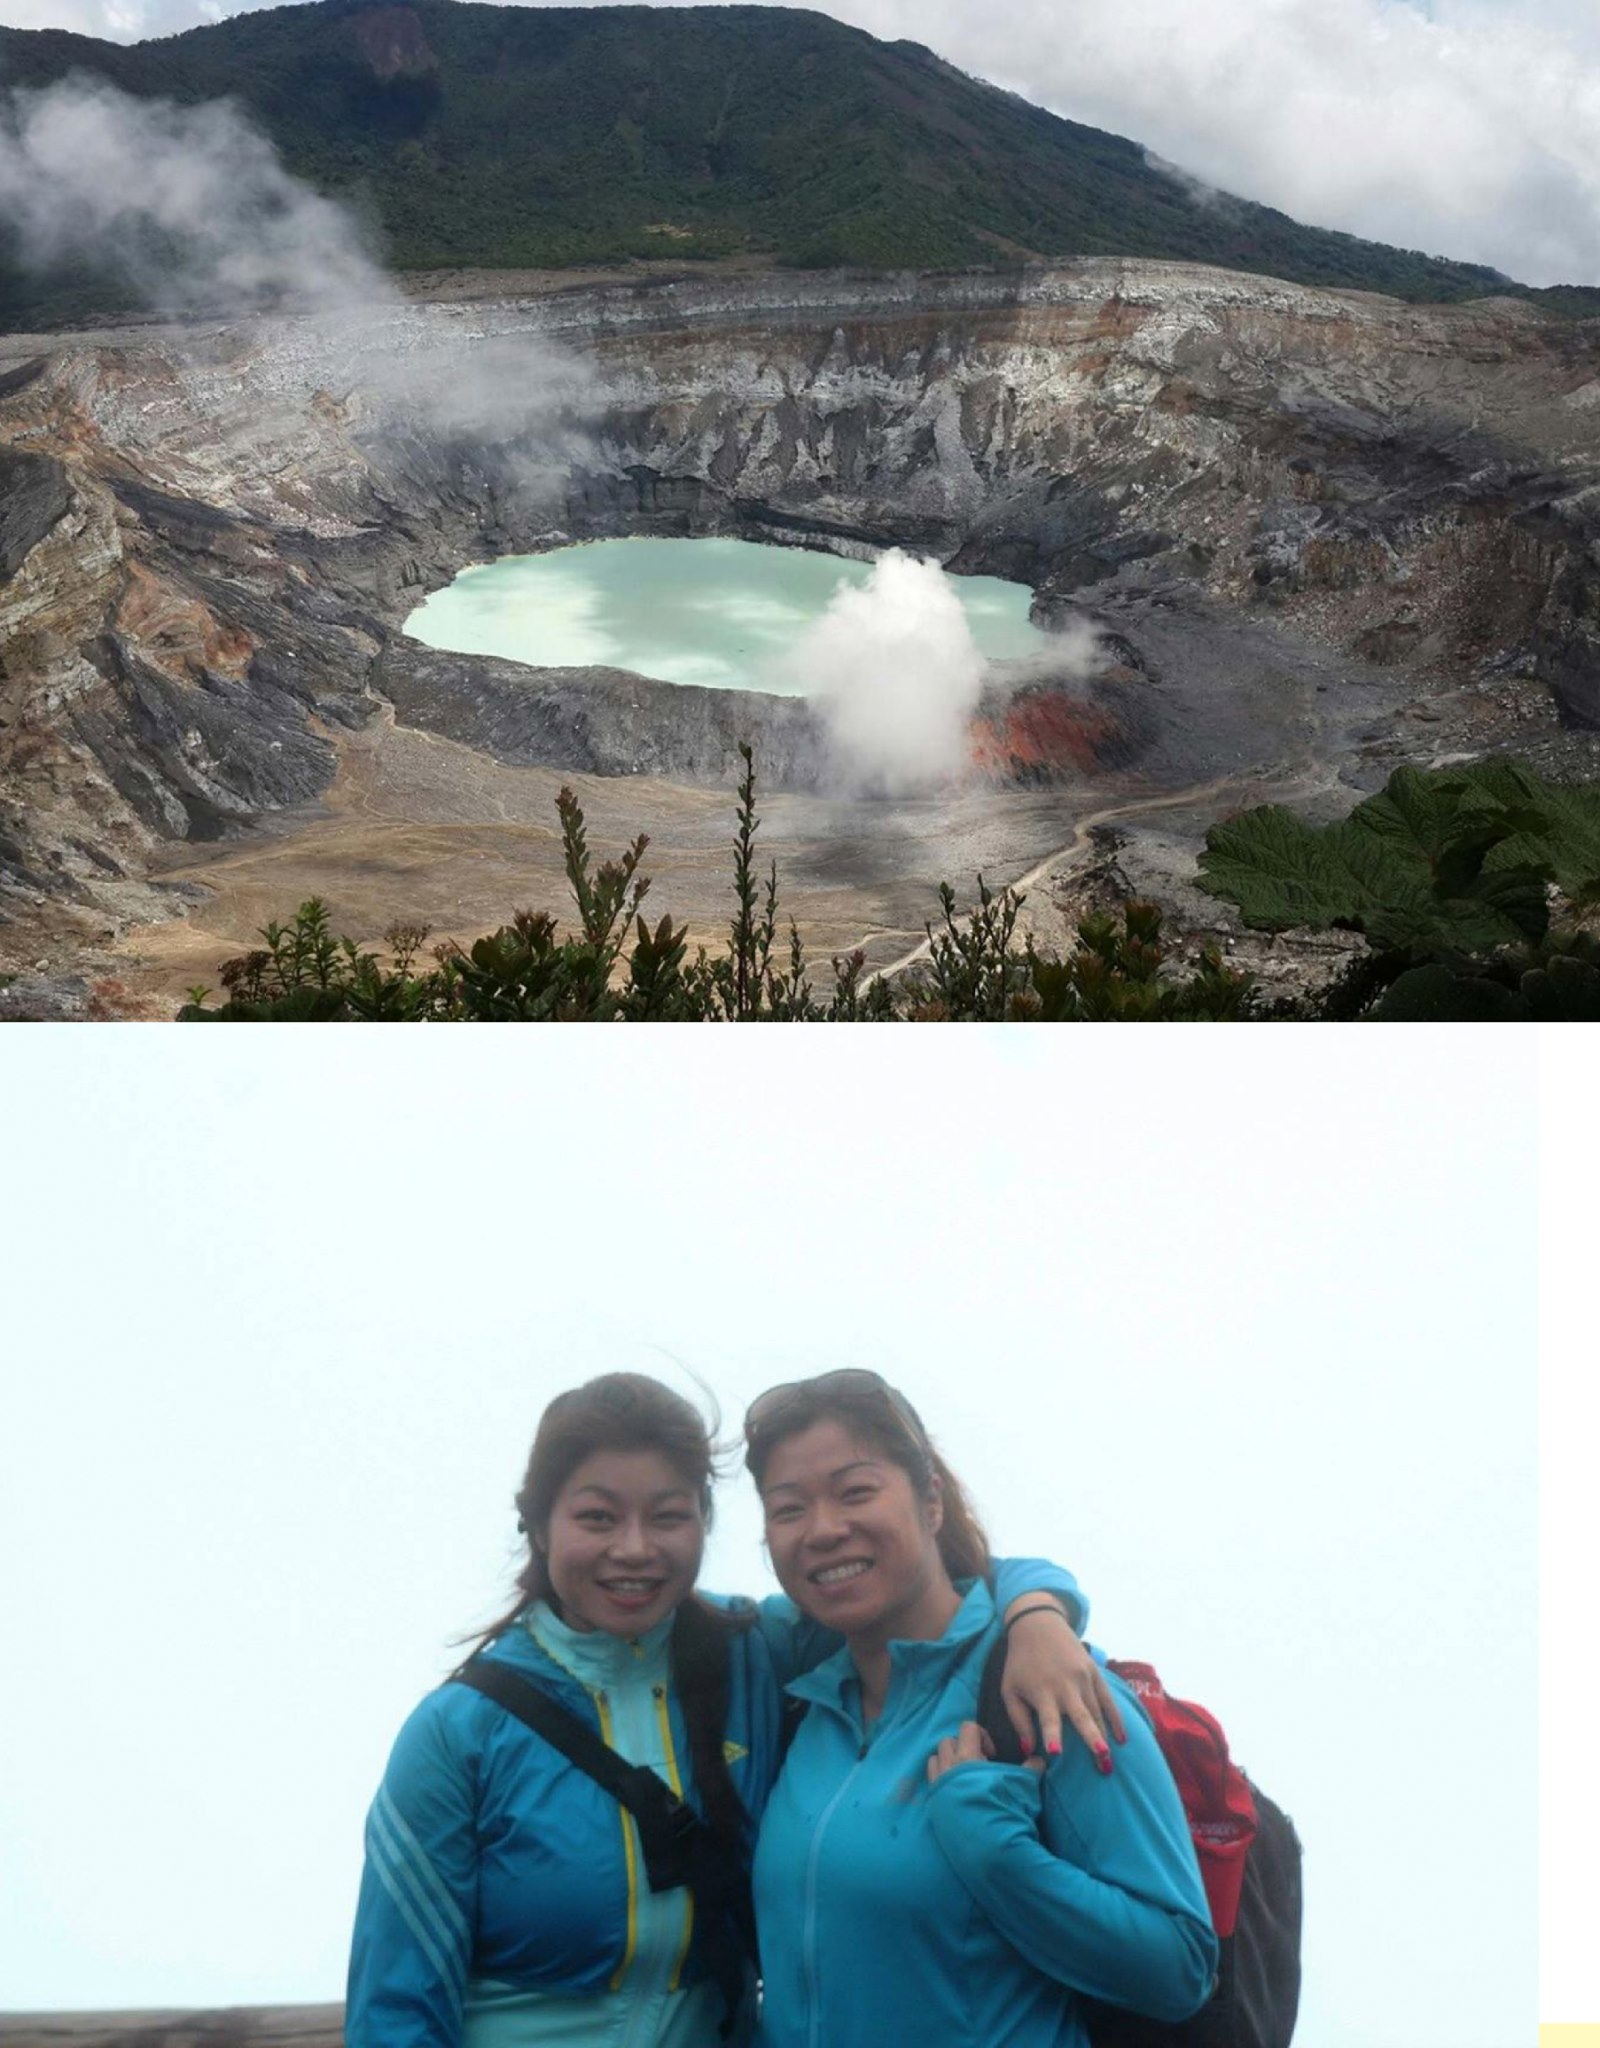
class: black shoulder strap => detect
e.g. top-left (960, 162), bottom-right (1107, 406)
top-left (451, 1660), bottom-right (705, 1894)
top-left (777, 1692), bottom-right (809, 1762)
top-left (453, 1656), bottom-right (753, 2035)
top-left (976, 1634), bottom-right (1027, 1764)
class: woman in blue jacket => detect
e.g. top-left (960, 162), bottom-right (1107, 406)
top-left (346, 1372), bottom-right (1115, 2048)
top-left (746, 1370), bottom-right (1220, 2048)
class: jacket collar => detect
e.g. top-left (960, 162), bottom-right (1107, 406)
top-left (785, 1577), bottom-right (996, 1715)
top-left (479, 1602), bottom-right (676, 1696)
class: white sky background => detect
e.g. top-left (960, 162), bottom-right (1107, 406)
top-left (0, 0), bottom-right (1596, 287)
top-left (0, 1030), bottom-right (1537, 2048)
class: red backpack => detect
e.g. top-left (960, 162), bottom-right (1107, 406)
top-left (976, 1649), bottom-right (1303, 2048)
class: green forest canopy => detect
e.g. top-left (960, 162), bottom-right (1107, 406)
top-left (3, 0), bottom-right (1598, 327)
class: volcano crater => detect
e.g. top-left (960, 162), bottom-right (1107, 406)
top-left (4, 260), bottom-right (1599, 1005)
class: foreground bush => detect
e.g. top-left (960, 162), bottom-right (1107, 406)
top-left (179, 750), bottom-right (1251, 1023)
top-left (1198, 759), bottom-right (1600, 1020)
top-left (180, 750), bottom-right (1600, 1023)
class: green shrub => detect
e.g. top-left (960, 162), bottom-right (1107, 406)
top-left (1196, 758), bottom-right (1600, 1021)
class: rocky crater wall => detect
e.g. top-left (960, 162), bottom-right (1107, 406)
top-left (3, 258), bottom-right (1600, 966)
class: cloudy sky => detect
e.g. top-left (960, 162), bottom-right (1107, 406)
top-left (1, 1031), bottom-right (1546, 2047)
top-left (0, 0), bottom-right (1596, 287)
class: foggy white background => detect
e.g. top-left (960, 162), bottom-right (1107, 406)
top-left (0, 0), bottom-right (1596, 289)
top-left (0, 1031), bottom-right (1536, 2048)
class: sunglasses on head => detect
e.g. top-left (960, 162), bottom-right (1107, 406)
top-left (744, 1368), bottom-right (929, 1449)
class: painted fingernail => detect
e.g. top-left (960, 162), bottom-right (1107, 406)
top-left (1046, 1738), bottom-right (1062, 1756)
top-left (1096, 1749), bottom-right (1113, 1776)
top-left (1019, 1734), bottom-right (1034, 1758)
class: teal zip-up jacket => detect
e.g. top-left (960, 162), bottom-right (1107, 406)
top-left (751, 1582), bottom-right (1217, 2048)
top-left (348, 1564), bottom-right (1085, 2048)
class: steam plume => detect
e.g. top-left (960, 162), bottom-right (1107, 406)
top-left (777, 551), bottom-right (987, 794)
top-left (776, 551), bottom-right (1111, 794)
top-left (0, 75), bottom-right (595, 449)
top-left (0, 75), bottom-right (385, 313)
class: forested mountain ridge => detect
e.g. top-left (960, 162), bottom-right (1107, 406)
top-left (2, 0), bottom-right (1597, 329)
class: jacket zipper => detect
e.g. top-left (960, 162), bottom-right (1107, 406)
top-left (801, 1728), bottom-right (870, 2048)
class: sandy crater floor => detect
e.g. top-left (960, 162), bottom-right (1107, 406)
top-left (120, 707), bottom-right (1203, 1006)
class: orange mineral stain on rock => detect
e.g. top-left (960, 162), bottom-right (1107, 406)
top-left (114, 561), bottom-right (256, 683)
top-left (968, 685), bottom-right (1129, 782)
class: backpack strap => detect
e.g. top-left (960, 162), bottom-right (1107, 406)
top-left (975, 1634), bottom-right (1026, 1763)
top-left (451, 1658), bottom-right (753, 2036)
top-left (776, 1691), bottom-right (810, 1763)
top-left (453, 1659), bottom-right (706, 1892)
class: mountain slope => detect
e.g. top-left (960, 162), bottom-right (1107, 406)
top-left (1, 0), bottom-right (1595, 327)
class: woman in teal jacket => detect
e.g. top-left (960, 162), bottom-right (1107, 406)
top-left (746, 1371), bottom-right (1219, 2048)
top-left (346, 1372), bottom-right (1113, 2048)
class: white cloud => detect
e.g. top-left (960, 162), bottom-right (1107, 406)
top-left (0, 74), bottom-right (595, 448)
top-left (854, 0), bottom-right (1600, 287)
top-left (0, 0), bottom-right (276, 33)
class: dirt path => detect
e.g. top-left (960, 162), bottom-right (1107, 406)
top-left (864, 768), bottom-right (1302, 982)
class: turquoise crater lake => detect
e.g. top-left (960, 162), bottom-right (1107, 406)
top-left (403, 537), bottom-right (1047, 692)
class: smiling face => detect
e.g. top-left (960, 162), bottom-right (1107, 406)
top-left (759, 1416), bottom-right (959, 1650)
top-left (540, 1447), bottom-right (706, 1638)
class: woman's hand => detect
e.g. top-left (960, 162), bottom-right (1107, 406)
top-left (927, 1719), bottom-right (1011, 1784)
top-left (1000, 1601), bottom-right (1126, 1773)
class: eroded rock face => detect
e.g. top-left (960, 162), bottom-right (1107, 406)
top-left (3, 258), bottom-right (1599, 975)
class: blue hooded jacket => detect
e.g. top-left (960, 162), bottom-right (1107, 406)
top-left (348, 1564), bottom-right (1085, 2048)
top-left (751, 1581), bottom-right (1218, 2048)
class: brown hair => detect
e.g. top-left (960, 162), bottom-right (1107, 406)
top-left (743, 1374), bottom-right (991, 1582)
top-left (464, 1371), bottom-right (752, 1860)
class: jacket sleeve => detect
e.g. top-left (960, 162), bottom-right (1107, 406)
top-left (990, 1556), bottom-right (1089, 1635)
top-left (740, 1556), bottom-right (1087, 1687)
top-left (346, 1695), bottom-right (479, 2048)
top-left (923, 1685), bottom-right (1217, 2021)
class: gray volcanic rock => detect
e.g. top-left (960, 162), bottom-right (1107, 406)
top-left (0, 446), bottom-right (70, 581)
top-left (3, 259), bottom-right (1600, 975)
top-left (376, 641), bottom-right (827, 786)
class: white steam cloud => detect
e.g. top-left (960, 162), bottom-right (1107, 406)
top-left (0, 75), bottom-right (386, 314)
top-left (354, 323), bottom-right (598, 444)
top-left (779, 551), bottom-right (988, 794)
top-left (0, 75), bottom-right (596, 448)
